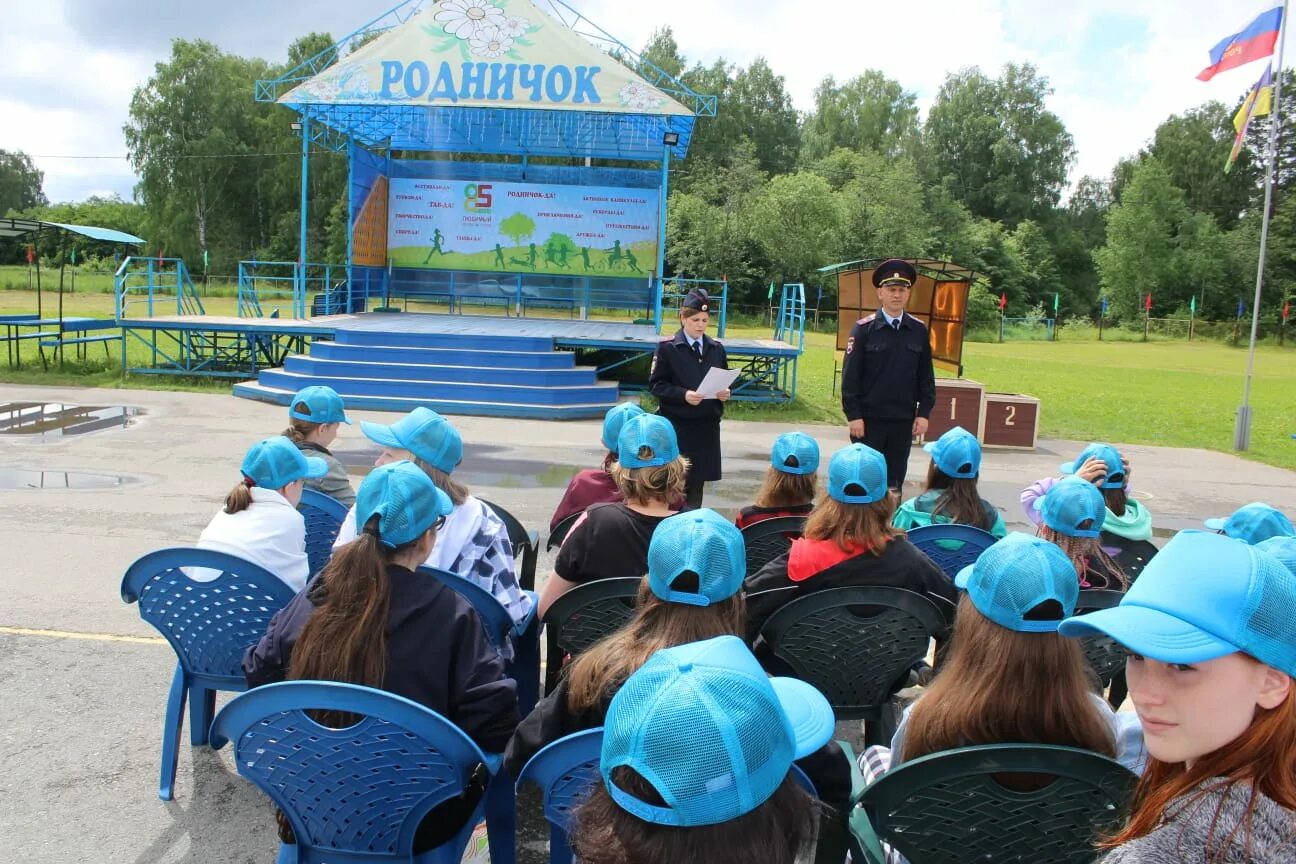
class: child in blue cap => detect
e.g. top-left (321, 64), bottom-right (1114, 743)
top-left (569, 635), bottom-right (833, 864)
top-left (744, 443), bottom-right (956, 644)
top-left (1204, 502), bottom-right (1294, 545)
top-left (892, 425), bottom-right (1005, 537)
top-left (194, 435), bottom-right (329, 592)
top-left (1036, 475), bottom-right (1127, 590)
top-left (244, 460), bottom-right (519, 853)
top-left (539, 414), bottom-right (690, 616)
top-left (549, 402), bottom-right (646, 531)
top-left (1059, 531), bottom-right (1296, 862)
top-left (332, 407), bottom-right (532, 638)
top-left (735, 431), bottom-right (820, 530)
top-left (283, 385), bottom-right (355, 507)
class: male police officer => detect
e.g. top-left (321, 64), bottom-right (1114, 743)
top-left (840, 258), bottom-right (936, 491)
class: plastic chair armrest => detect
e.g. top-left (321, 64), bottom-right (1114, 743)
top-left (513, 591), bottom-right (539, 638)
top-left (848, 804), bottom-right (888, 864)
top-left (483, 751), bottom-right (504, 774)
top-left (835, 739), bottom-right (868, 805)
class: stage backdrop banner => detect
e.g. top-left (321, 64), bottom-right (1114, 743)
top-left (387, 177), bottom-right (658, 278)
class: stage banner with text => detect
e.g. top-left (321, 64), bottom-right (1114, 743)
top-left (387, 177), bottom-right (658, 279)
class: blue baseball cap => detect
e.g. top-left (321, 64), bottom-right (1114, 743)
top-left (955, 533), bottom-right (1078, 633)
top-left (1060, 531), bottom-right (1296, 678)
top-left (923, 426), bottom-right (981, 479)
top-left (617, 414), bottom-right (680, 469)
top-left (1035, 476), bottom-right (1106, 538)
top-left (289, 385), bottom-right (351, 425)
top-left (353, 460), bottom-right (453, 548)
top-left (601, 635), bottom-right (835, 827)
top-left (1257, 535), bottom-right (1296, 577)
top-left (770, 432), bottom-right (820, 475)
top-left (241, 435), bottom-right (328, 490)
top-left (361, 407), bottom-right (463, 474)
top-left (1204, 502), bottom-right (1295, 545)
top-left (827, 443), bottom-right (889, 504)
top-left (601, 402), bottom-right (647, 452)
top-left (1059, 443), bottom-right (1125, 489)
top-left (647, 509), bottom-right (745, 607)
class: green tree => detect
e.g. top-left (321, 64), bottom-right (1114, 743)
top-left (0, 149), bottom-right (47, 216)
top-left (1148, 103), bottom-right (1256, 230)
top-left (727, 58), bottom-right (801, 175)
top-left (814, 149), bottom-right (931, 261)
top-left (500, 212), bottom-right (537, 246)
top-left (800, 71), bottom-right (919, 163)
top-left (747, 172), bottom-right (842, 284)
top-left (923, 63), bottom-right (1075, 225)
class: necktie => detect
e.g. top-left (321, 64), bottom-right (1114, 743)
top-left (892, 318), bottom-right (901, 331)
top-left (693, 340), bottom-right (703, 359)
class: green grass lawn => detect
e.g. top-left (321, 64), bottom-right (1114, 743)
top-left (0, 288), bottom-right (1291, 471)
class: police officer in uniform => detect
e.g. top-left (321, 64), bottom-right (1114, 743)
top-left (840, 259), bottom-right (936, 491)
top-left (649, 288), bottom-right (730, 508)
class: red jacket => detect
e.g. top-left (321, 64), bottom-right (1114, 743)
top-left (550, 468), bottom-right (621, 531)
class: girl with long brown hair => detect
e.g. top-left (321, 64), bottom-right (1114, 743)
top-left (1036, 475), bottom-right (1127, 590)
top-left (282, 385), bottom-right (356, 507)
top-left (735, 431), bottom-right (820, 530)
top-left (744, 443), bottom-right (956, 643)
top-left (1061, 532), bottom-right (1296, 862)
top-left (549, 402), bottom-right (645, 531)
top-left (892, 426), bottom-right (1005, 536)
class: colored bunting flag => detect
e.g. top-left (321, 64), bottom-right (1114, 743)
top-left (999, 292), bottom-right (1007, 311)
top-left (1052, 292), bottom-right (1059, 313)
top-left (1145, 293), bottom-right (1153, 312)
top-left (1101, 296), bottom-right (1109, 316)
top-left (767, 282), bottom-right (775, 301)
top-left (1226, 64), bottom-right (1273, 172)
top-left (26, 245), bottom-right (33, 265)
top-left (1198, 3), bottom-right (1283, 81)
top-left (1283, 300), bottom-right (1290, 321)
top-left (203, 248), bottom-right (209, 270)
top-left (1237, 298), bottom-right (1246, 318)
top-left (1190, 295), bottom-right (1197, 314)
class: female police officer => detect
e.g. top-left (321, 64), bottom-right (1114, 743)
top-left (649, 288), bottom-right (730, 508)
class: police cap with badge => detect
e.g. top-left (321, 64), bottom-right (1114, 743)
top-left (682, 288), bottom-right (710, 312)
top-left (872, 259), bottom-right (917, 289)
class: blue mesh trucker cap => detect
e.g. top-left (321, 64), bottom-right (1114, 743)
top-left (827, 443), bottom-right (889, 504)
top-left (1035, 476), bottom-right (1106, 538)
top-left (1257, 535), bottom-right (1296, 577)
top-left (1060, 531), bottom-right (1296, 677)
top-left (289, 385), bottom-right (351, 425)
top-left (648, 509), bottom-right (746, 607)
top-left (617, 414), bottom-right (680, 469)
top-left (923, 426), bottom-right (981, 479)
top-left (1059, 443), bottom-right (1125, 489)
top-left (354, 460), bottom-right (453, 549)
top-left (600, 635), bottom-right (835, 827)
top-left (361, 407), bottom-right (463, 474)
top-left (770, 431), bottom-right (820, 475)
top-left (241, 436), bottom-right (328, 490)
top-left (955, 533), bottom-right (1079, 633)
top-left (1204, 502), bottom-right (1295, 545)
top-left (602, 402), bottom-right (647, 452)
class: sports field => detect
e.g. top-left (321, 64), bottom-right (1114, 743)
top-left (0, 288), bottom-right (1292, 471)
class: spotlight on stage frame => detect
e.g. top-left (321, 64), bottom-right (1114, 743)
top-left (662, 131), bottom-right (680, 146)
top-left (290, 122), bottom-right (303, 131)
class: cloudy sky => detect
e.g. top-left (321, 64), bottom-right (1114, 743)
top-left (2, 0), bottom-right (1289, 203)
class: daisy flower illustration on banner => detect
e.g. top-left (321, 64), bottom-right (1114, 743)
top-left (501, 16), bottom-right (530, 38)
top-left (435, 0), bottom-right (506, 39)
top-left (469, 25), bottom-right (514, 58)
top-left (618, 80), bottom-right (664, 110)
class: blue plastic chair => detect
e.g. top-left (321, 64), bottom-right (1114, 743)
top-left (120, 547), bottom-right (298, 800)
top-left (210, 680), bottom-right (516, 864)
top-left (298, 488), bottom-right (349, 579)
top-left (904, 523), bottom-right (998, 581)
top-left (419, 566), bottom-right (541, 717)
top-left (517, 728), bottom-right (819, 864)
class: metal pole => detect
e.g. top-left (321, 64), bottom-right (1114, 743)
top-left (1235, 4), bottom-right (1288, 451)
top-left (298, 115), bottom-right (311, 317)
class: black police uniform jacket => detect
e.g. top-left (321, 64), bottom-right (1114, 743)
top-left (649, 329), bottom-right (728, 482)
top-left (840, 312), bottom-right (937, 423)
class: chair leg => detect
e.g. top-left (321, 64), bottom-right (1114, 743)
top-left (159, 664), bottom-right (189, 800)
top-left (512, 616), bottom-right (541, 718)
top-left (483, 771), bottom-right (516, 864)
top-left (549, 824), bottom-right (573, 864)
top-left (189, 686), bottom-right (217, 746)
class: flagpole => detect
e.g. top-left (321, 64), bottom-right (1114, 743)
top-left (1235, 0), bottom-right (1289, 451)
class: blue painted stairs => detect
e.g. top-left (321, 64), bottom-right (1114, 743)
top-left (233, 327), bottom-right (619, 419)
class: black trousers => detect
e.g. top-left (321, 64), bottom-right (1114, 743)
top-left (853, 418), bottom-right (914, 490)
top-left (684, 474), bottom-right (705, 509)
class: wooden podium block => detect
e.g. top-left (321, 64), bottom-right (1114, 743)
top-left (982, 393), bottom-right (1041, 450)
top-left (926, 378), bottom-right (986, 441)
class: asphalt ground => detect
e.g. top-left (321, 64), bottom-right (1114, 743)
top-left (2, 382), bottom-right (1293, 863)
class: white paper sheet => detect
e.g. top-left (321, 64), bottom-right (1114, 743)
top-left (695, 367), bottom-right (740, 399)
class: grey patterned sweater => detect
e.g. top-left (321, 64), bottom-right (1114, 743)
top-left (1101, 780), bottom-right (1296, 863)
top-left (296, 441), bottom-right (356, 507)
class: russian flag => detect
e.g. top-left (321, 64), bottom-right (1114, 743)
top-left (1198, 3), bottom-right (1284, 81)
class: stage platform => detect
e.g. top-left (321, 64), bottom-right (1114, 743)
top-left (118, 311), bottom-right (801, 419)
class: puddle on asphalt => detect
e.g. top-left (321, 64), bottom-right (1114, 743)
top-left (0, 468), bottom-right (136, 490)
top-left (0, 402), bottom-right (143, 440)
top-left (335, 447), bottom-right (585, 488)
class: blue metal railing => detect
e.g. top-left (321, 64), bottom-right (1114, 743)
top-left (115, 257), bottom-right (205, 319)
top-left (774, 283), bottom-right (807, 399)
top-left (658, 277), bottom-right (729, 336)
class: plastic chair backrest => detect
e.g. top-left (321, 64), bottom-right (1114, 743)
top-left (210, 681), bottom-right (488, 863)
top-left (851, 744), bottom-right (1136, 864)
top-left (740, 515), bottom-right (807, 577)
top-left (298, 488), bottom-right (349, 578)
top-left (479, 498), bottom-right (539, 591)
top-left (760, 586), bottom-right (947, 721)
top-left (121, 547), bottom-right (298, 683)
top-left (1074, 588), bottom-right (1128, 690)
top-left (547, 510), bottom-right (582, 551)
top-left (904, 523), bottom-right (998, 581)
top-left (1099, 531), bottom-right (1156, 582)
top-left (542, 578), bottom-right (641, 691)
top-left (418, 565), bottom-right (514, 649)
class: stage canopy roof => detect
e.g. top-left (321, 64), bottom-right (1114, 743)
top-left (0, 218), bottom-right (145, 244)
top-left (256, 0), bottom-right (712, 161)
top-left (817, 258), bottom-right (983, 283)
